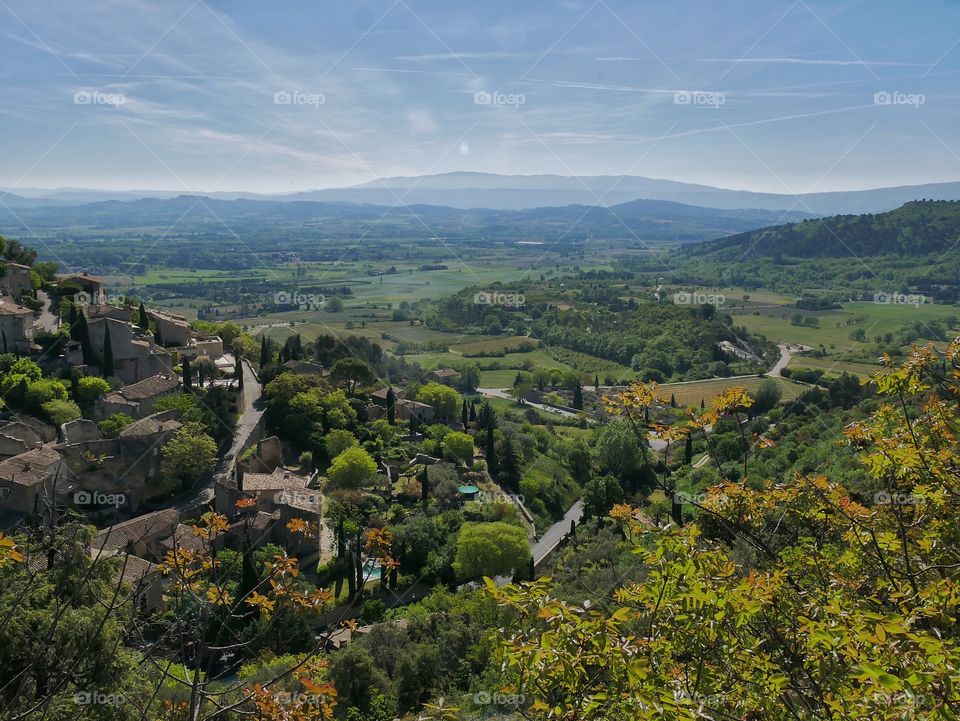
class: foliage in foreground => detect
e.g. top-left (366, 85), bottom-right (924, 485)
top-left (470, 342), bottom-right (960, 720)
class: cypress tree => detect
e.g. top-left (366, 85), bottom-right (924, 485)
top-left (386, 387), bottom-right (396, 424)
top-left (499, 435), bottom-right (520, 491)
top-left (102, 326), bottom-right (114, 377)
top-left (420, 465), bottom-right (429, 501)
top-left (138, 301), bottom-right (149, 331)
top-left (469, 400), bottom-right (477, 422)
top-left (684, 434), bottom-right (693, 465)
top-left (78, 312), bottom-right (92, 364)
top-left (594, 374), bottom-right (600, 389)
top-left (68, 302), bottom-right (80, 341)
top-left (259, 336), bottom-right (270, 367)
top-left (485, 422), bottom-right (498, 475)
top-left (461, 399), bottom-right (468, 426)
top-left (670, 393), bottom-right (677, 408)
top-left (572, 382), bottom-right (583, 410)
top-left (182, 356), bottom-right (192, 391)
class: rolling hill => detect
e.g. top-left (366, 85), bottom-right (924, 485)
top-left (682, 200), bottom-right (960, 260)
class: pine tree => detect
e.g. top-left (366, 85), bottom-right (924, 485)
top-left (102, 326), bottom-right (114, 377)
top-left (182, 356), bottom-right (192, 391)
top-left (138, 301), bottom-right (149, 331)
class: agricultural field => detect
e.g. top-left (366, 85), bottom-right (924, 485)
top-left (788, 355), bottom-right (883, 379)
top-left (654, 375), bottom-right (807, 409)
top-left (730, 301), bottom-right (960, 348)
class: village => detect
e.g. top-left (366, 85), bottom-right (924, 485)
top-left (0, 268), bottom-right (564, 637)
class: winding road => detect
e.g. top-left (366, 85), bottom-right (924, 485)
top-left (174, 360), bottom-right (264, 514)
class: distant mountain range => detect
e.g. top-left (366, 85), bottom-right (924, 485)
top-left (5, 172), bottom-right (960, 214)
top-left (0, 195), bottom-right (814, 244)
top-left (683, 200), bottom-right (960, 259)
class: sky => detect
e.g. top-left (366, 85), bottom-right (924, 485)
top-left (1, 0), bottom-right (958, 195)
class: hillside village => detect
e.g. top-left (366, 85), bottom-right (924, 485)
top-left (0, 261), bottom-right (566, 631)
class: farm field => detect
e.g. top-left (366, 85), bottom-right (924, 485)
top-left (731, 301), bottom-right (960, 348)
top-left (788, 355), bottom-right (883, 378)
top-left (653, 375), bottom-right (807, 409)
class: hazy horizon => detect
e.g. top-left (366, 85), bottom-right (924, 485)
top-left (2, 1), bottom-right (958, 195)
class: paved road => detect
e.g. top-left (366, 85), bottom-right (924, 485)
top-left (175, 360), bottom-right (263, 513)
top-left (532, 500), bottom-right (583, 564)
top-left (34, 290), bottom-right (58, 333)
top-left (476, 387), bottom-right (584, 419)
top-left (767, 343), bottom-right (812, 377)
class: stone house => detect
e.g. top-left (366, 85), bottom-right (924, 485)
top-left (0, 297), bottom-right (34, 354)
top-left (59, 410), bottom-right (182, 515)
top-left (0, 262), bottom-right (33, 299)
top-left (0, 445), bottom-right (66, 519)
top-left (94, 373), bottom-right (180, 420)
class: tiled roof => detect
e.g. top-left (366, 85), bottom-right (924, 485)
top-left (120, 374), bottom-right (179, 401)
top-left (431, 368), bottom-right (459, 378)
top-left (119, 412), bottom-right (181, 438)
top-left (242, 467), bottom-right (309, 492)
top-left (0, 298), bottom-right (32, 317)
top-left (160, 523), bottom-right (207, 553)
top-left (93, 508), bottom-right (179, 553)
top-left (0, 446), bottom-right (61, 487)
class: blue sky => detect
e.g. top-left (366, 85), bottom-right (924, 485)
top-left (1, 0), bottom-right (958, 193)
